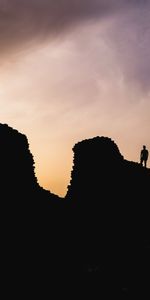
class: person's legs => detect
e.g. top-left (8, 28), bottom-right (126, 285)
top-left (144, 160), bottom-right (147, 168)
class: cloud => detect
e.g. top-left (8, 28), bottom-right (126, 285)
top-left (0, 0), bottom-right (146, 57)
top-left (104, 2), bottom-right (150, 92)
top-left (0, 0), bottom-right (150, 92)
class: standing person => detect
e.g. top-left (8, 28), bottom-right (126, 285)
top-left (140, 145), bottom-right (149, 167)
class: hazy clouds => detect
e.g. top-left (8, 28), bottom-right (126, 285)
top-left (1, 0), bottom-right (150, 90)
top-left (0, 0), bottom-right (147, 55)
top-left (105, 2), bottom-right (150, 92)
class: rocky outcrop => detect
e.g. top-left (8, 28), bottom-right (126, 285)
top-left (66, 136), bottom-right (124, 201)
top-left (66, 136), bottom-right (150, 202)
top-left (0, 123), bottom-right (63, 293)
top-left (0, 123), bottom-right (60, 200)
top-left (1, 125), bottom-right (149, 294)
top-left (66, 136), bottom-right (150, 281)
top-left (0, 123), bottom-right (38, 196)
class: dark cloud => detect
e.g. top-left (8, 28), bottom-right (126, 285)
top-left (0, 0), bottom-right (150, 93)
top-left (0, 0), bottom-right (146, 56)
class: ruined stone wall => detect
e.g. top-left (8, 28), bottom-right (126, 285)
top-left (65, 136), bottom-right (150, 278)
top-left (0, 123), bottom-right (38, 195)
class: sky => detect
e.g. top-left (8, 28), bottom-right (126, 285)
top-left (0, 0), bottom-right (150, 196)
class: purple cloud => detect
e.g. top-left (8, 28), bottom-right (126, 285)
top-left (0, 0), bottom-right (150, 92)
top-left (0, 0), bottom-right (147, 55)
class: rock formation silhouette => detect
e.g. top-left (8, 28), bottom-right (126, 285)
top-left (1, 124), bottom-right (149, 297)
top-left (0, 123), bottom-right (65, 296)
top-left (0, 123), bottom-right (38, 195)
top-left (66, 136), bottom-right (150, 287)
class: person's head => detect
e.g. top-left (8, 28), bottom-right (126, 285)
top-left (143, 145), bottom-right (146, 149)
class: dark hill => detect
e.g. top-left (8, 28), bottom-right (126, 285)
top-left (0, 123), bottom-right (38, 195)
top-left (0, 123), bottom-right (66, 295)
top-left (1, 126), bottom-right (149, 296)
top-left (66, 136), bottom-right (150, 204)
top-left (0, 123), bottom-right (61, 199)
top-left (66, 136), bottom-right (150, 286)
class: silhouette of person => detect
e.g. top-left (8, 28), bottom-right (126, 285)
top-left (140, 145), bottom-right (149, 167)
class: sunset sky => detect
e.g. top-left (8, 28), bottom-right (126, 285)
top-left (0, 0), bottom-right (150, 196)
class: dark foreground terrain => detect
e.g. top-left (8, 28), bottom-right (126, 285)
top-left (1, 123), bottom-right (149, 297)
